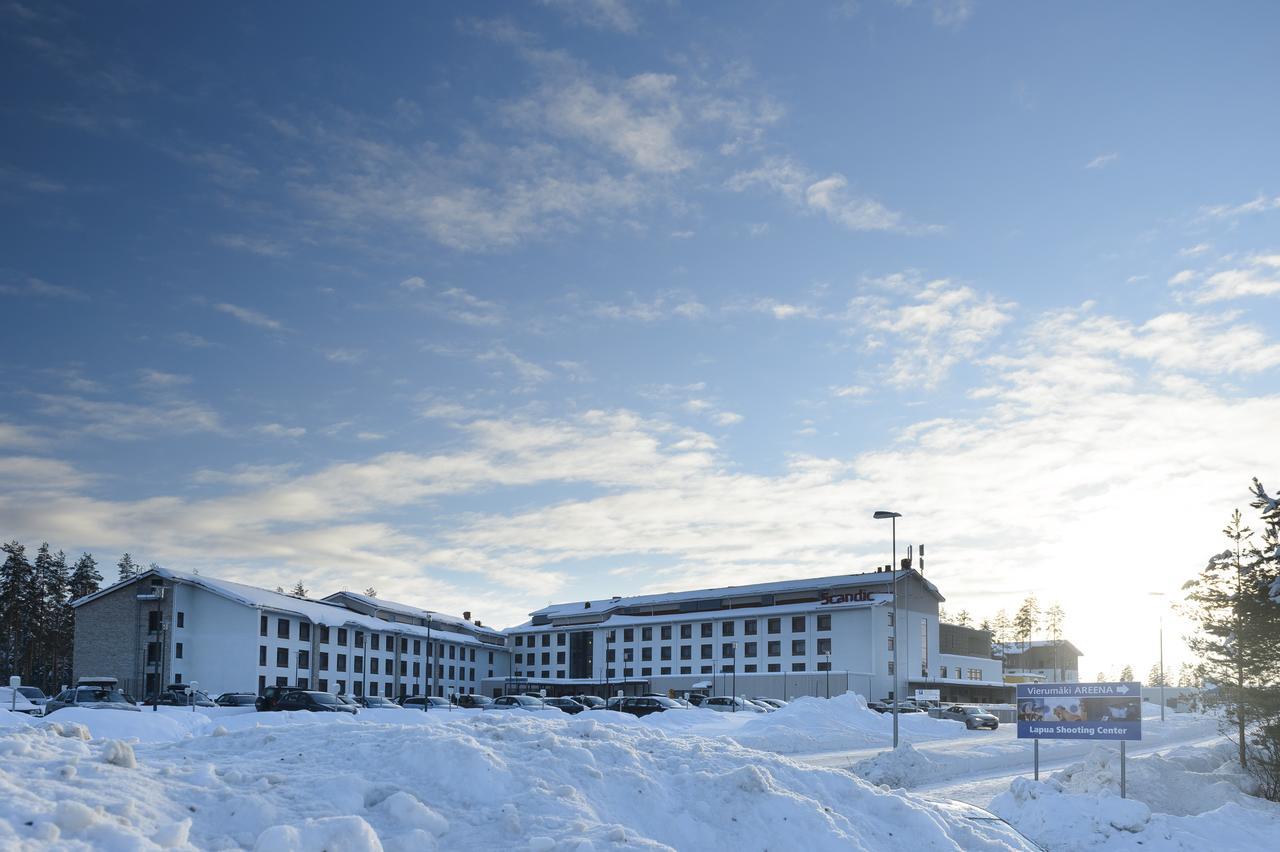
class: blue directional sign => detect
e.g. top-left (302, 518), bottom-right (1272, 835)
top-left (1015, 682), bottom-right (1143, 741)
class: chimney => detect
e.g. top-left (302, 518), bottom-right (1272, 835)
top-left (475, 620), bottom-right (482, 627)
top-left (463, 611), bottom-right (472, 622)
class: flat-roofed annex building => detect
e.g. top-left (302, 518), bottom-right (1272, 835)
top-left (70, 567), bottom-right (511, 701)
top-left (487, 568), bottom-right (1006, 703)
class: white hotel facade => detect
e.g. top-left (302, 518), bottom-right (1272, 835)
top-left (72, 565), bottom-right (1007, 705)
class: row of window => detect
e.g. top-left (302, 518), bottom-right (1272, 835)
top-left (254, 675), bottom-right (480, 698)
top-left (257, 615), bottom-right (487, 661)
top-left (514, 661), bottom-right (831, 679)
top-left (257, 645), bottom-right (490, 682)
top-left (514, 637), bottom-right (832, 670)
top-left (514, 614), bottom-right (833, 648)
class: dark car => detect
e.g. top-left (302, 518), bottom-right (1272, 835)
top-left (401, 695), bottom-right (452, 710)
top-left (940, 705), bottom-right (1000, 730)
top-left (356, 695), bottom-right (401, 709)
top-left (215, 692), bottom-right (258, 707)
top-left (571, 695), bottom-right (606, 710)
top-left (542, 697), bottom-right (586, 715)
top-left (44, 686), bottom-right (141, 714)
top-left (145, 685), bottom-right (216, 707)
top-left (618, 696), bottom-right (684, 717)
top-left (483, 695), bottom-right (557, 712)
top-left (256, 685), bottom-right (289, 711)
top-left (274, 690), bottom-right (357, 714)
top-left (453, 694), bottom-right (493, 709)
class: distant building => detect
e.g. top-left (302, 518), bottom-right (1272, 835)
top-left (996, 640), bottom-right (1083, 683)
top-left (70, 567), bottom-right (509, 700)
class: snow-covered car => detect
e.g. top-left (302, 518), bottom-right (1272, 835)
top-left (745, 699), bottom-right (776, 712)
top-left (401, 695), bottom-right (450, 709)
top-left (752, 697), bottom-right (788, 710)
top-left (16, 686), bottom-right (48, 709)
top-left (215, 692), bottom-right (258, 707)
top-left (700, 696), bottom-right (767, 713)
top-left (145, 685), bottom-right (216, 707)
top-left (0, 687), bottom-right (42, 715)
top-left (273, 690), bottom-right (357, 714)
top-left (940, 705), bottom-right (999, 730)
top-left (357, 695), bottom-right (401, 709)
top-left (44, 686), bottom-right (141, 714)
top-left (453, 694), bottom-right (492, 709)
top-left (484, 695), bottom-right (557, 712)
top-left (571, 695), bottom-right (606, 709)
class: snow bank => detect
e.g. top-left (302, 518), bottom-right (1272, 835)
top-left (990, 742), bottom-right (1280, 850)
top-left (851, 743), bottom-right (939, 788)
top-left (0, 709), bottom-right (1039, 850)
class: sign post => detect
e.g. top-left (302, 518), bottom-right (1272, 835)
top-left (1017, 682), bottom-right (1142, 797)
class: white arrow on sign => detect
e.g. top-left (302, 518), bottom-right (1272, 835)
top-left (1116, 685), bottom-right (1130, 694)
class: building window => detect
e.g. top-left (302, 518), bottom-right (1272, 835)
top-left (146, 641), bottom-right (159, 663)
top-left (940, 665), bottom-right (948, 678)
top-left (369, 682), bottom-right (378, 697)
top-left (469, 648), bottom-right (476, 662)
top-left (259, 646), bottom-right (267, 666)
top-left (921, 619), bottom-right (929, 678)
top-left (371, 658), bottom-right (380, 675)
top-left (401, 637), bottom-right (408, 654)
top-left (767, 618), bottom-right (781, 635)
top-left (661, 625), bottom-right (672, 641)
top-left (744, 619), bottom-right (757, 636)
top-left (557, 633), bottom-right (565, 646)
top-left (319, 679), bottom-right (328, 692)
top-left (541, 634), bottom-right (550, 647)
top-left (660, 646), bottom-right (671, 661)
top-left (641, 626), bottom-right (652, 642)
top-left (792, 662), bottom-right (806, 672)
top-left (277, 618), bottom-right (290, 640)
top-left (515, 635), bottom-right (523, 646)
top-left (641, 647), bottom-right (652, 662)
top-left (276, 676), bottom-right (288, 687)
top-left (371, 634), bottom-right (380, 651)
top-left (276, 648), bottom-right (288, 667)
top-left (413, 662), bottom-right (420, 678)
top-left (258, 675), bottom-right (266, 693)
top-left (175, 642), bottom-right (183, 659)
top-left (767, 641), bottom-right (781, 657)
top-left (319, 652), bottom-right (329, 670)
top-left (679, 666), bottom-right (691, 675)
top-left (413, 639), bottom-right (421, 655)
top-left (792, 639), bottom-right (806, 656)
top-left (338, 654), bottom-right (347, 672)
top-left (700, 623), bottom-right (712, 638)
top-left (542, 652), bottom-right (551, 665)
top-left (722, 643), bottom-right (734, 659)
top-left (791, 616), bottom-right (805, 633)
top-left (888, 661), bottom-right (895, 675)
top-left (488, 651), bottom-right (494, 664)
top-left (557, 651), bottom-right (566, 664)
top-left (320, 625), bottom-right (330, 644)
top-left (386, 657), bottom-right (392, 673)
top-left (148, 610), bottom-right (160, 632)
top-left (887, 636), bottom-right (895, 651)
top-left (299, 622), bottom-right (311, 642)
top-left (176, 611), bottom-right (185, 628)
top-left (641, 667), bottom-right (652, 676)
top-left (968, 668), bottom-right (982, 681)
top-left (298, 650), bottom-right (309, 669)
top-left (887, 611), bottom-right (895, 627)
top-left (817, 638), bottom-right (832, 655)
top-left (721, 664), bottom-right (734, 673)
top-left (722, 621), bottom-right (735, 637)
top-left (817, 614), bottom-right (831, 631)
top-left (767, 663), bottom-right (781, 673)
top-left (745, 664), bottom-right (757, 673)
top-left (449, 645), bottom-right (456, 660)
top-left (400, 660), bottom-right (407, 677)
top-left (700, 665), bottom-right (712, 674)
top-left (606, 649), bottom-right (616, 663)
top-left (817, 661), bottom-right (831, 671)
top-left (700, 644), bottom-right (712, 660)
top-left (680, 624), bottom-right (692, 640)
top-left (355, 656), bottom-right (364, 673)
top-left (744, 641), bottom-right (757, 657)
top-left (660, 666), bottom-right (671, 675)
top-left (260, 615), bottom-right (268, 636)
top-left (338, 628), bottom-right (348, 646)
top-left (624, 628), bottom-right (634, 642)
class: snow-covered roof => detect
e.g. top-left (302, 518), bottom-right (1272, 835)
top-left (71, 567), bottom-right (496, 648)
top-left (322, 590), bottom-right (504, 641)
top-left (996, 640), bottom-right (1084, 657)
top-left (529, 568), bottom-right (941, 622)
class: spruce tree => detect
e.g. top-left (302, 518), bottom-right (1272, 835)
top-left (117, 553), bottom-right (139, 582)
top-left (1182, 509), bottom-right (1280, 767)
top-left (1147, 663), bottom-right (1167, 687)
top-left (954, 609), bottom-right (971, 628)
top-left (1044, 603), bottom-right (1066, 680)
top-left (1119, 664), bottom-right (1134, 681)
top-left (290, 581), bottom-right (308, 597)
top-left (1012, 595), bottom-right (1040, 652)
top-left (69, 553), bottom-right (103, 600)
top-left (1, 541), bottom-right (37, 682)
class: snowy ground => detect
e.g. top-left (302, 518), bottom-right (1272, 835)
top-left (1, 695), bottom-right (1276, 850)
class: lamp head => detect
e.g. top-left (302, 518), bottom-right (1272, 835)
top-left (873, 511), bottom-right (901, 519)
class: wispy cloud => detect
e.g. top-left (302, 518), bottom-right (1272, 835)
top-left (0, 276), bottom-right (87, 300)
top-left (214, 302), bottom-right (284, 331)
top-left (478, 346), bottom-right (553, 389)
top-left (211, 233), bottom-right (288, 257)
top-left (539, 0), bottom-right (639, 33)
top-left (585, 290), bottom-right (707, 321)
top-left (1199, 193), bottom-right (1280, 221)
top-left (256, 423), bottom-right (307, 438)
top-left (1168, 253), bottom-right (1280, 303)
top-left (34, 393), bottom-right (222, 440)
top-left (323, 348), bottom-right (365, 364)
top-left (1085, 152), bottom-right (1119, 170)
top-left (137, 369), bottom-right (191, 388)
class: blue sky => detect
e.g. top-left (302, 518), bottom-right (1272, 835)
top-left (3, 0), bottom-right (1279, 676)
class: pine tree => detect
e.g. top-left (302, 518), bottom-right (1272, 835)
top-left (1182, 509), bottom-right (1280, 768)
top-left (1096, 671), bottom-right (1107, 683)
top-left (1147, 663), bottom-right (1168, 687)
top-left (68, 553), bottom-right (103, 601)
top-left (1012, 596), bottom-right (1040, 652)
top-left (116, 553), bottom-right (139, 582)
top-left (364, 587), bottom-right (377, 598)
top-left (1, 541), bottom-right (38, 683)
top-left (954, 609), bottom-right (971, 628)
top-left (1044, 603), bottom-right (1066, 680)
top-left (34, 548), bottom-right (71, 693)
top-left (991, 610), bottom-right (1010, 655)
top-left (1118, 664), bottom-right (1134, 681)
top-left (290, 581), bottom-right (308, 597)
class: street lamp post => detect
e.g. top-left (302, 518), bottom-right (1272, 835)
top-left (874, 510), bottom-right (902, 749)
top-left (1149, 592), bottom-right (1167, 722)
top-left (825, 652), bottom-right (831, 699)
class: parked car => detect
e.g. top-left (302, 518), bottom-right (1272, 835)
top-left (453, 694), bottom-right (493, 709)
top-left (618, 696), bottom-right (685, 717)
top-left (400, 696), bottom-right (451, 710)
top-left (867, 700), bottom-right (891, 713)
top-left (686, 693), bottom-right (710, 707)
top-left (542, 697), bottom-right (586, 715)
top-left (940, 705), bottom-right (1000, 730)
top-left (256, 685), bottom-right (290, 712)
top-left (357, 695), bottom-right (402, 709)
top-left (484, 695), bottom-right (556, 712)
top-left (15, 686), bottom-right (48, 708)
top-left (337, 694), bottom-right (362, 709)
top-left (145, 685), bottom-right (216, 707)
top-left (215, 692), bottom-right (258, 707)
top-left (700, 696), bottom-right (767, 713)
top-left (752, 697), bottom-right (788, 710)
top-left (0, 687), bottom-right (42, 715)
top-left (745, 699), bottom-right (776, 712)
top-left (44, 685), bottom-right (141, 714)
top-left (273, 690), bottom-right (358, 714)
top-left (570, 695), bottom-right (606, 709)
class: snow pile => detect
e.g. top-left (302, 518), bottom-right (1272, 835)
top-left (851, 743), bottom-right (939, 788)
top-left (0, 708), bottom-right (1039, 850)
top-left (990, 742), bottom-right (1280, 850)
